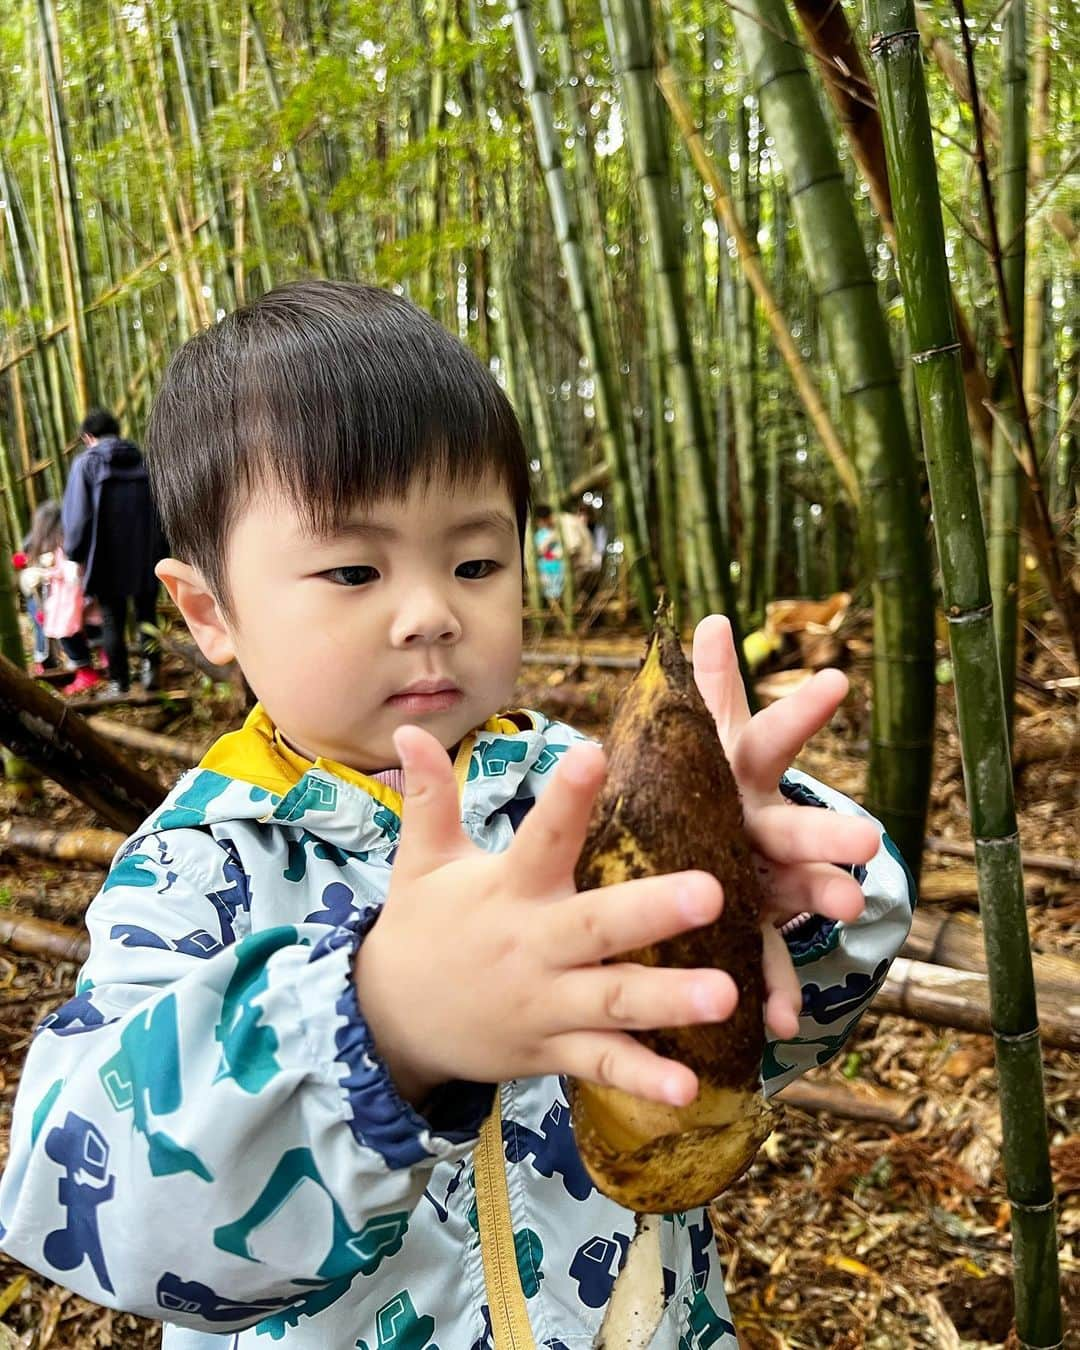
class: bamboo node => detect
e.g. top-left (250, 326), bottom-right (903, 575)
top-left (973, 831), bottom-right (1022, 850)
top-left (944, 602), bottom-right (994, 625)
top-left (787, 167), bottom-right (846, 201)
top-left (1008, 1196), bottom-right (1057, 1215)
top-left (911, 341), bottom-right (962, 363)
top-left (993, 1025), bottom-right (1040, 1044)
top-left (868, 29), bottom-right (920, 59)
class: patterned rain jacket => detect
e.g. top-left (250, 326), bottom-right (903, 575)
top-left (0, 705), bottom-right (915, 1349)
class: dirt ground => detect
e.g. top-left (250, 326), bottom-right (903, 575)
top-left (0, 613), bottom-right (1076, 1348)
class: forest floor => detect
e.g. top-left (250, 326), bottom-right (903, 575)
top-left (0, 607), bottom-right (1076, 1348)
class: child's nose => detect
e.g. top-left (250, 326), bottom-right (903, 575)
top-left (390, 589), bottom-right (462, 647)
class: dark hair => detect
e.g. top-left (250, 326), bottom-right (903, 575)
top-left (146, 280), bottom-right (530, 619)
top-left (534, 503), bottom-right (553, 519)
top-left (27, 500), bottom-right (62, 560)
top-left (80, 408), bottom-right (120, 439)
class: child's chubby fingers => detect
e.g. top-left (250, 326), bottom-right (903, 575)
top-left (761, 922), bottom-right (803, 1040)
top-left (747, 804), bottom-right (880, 868)
top-left (548, 1029), bottom-right (701, 1107)
top-left (759, 860), bottom-right (868, 925)
top-left (544, 869), bottom-right (724, 967)
top-left (692, 614), bottom-right (750, 749)
top-left (551, 962), bottom-right (738, 1035)
top-left (507, 742), bottom-right (608, 892)
top-left (392, 725), bottom-right (473, 881)
top-left (731, 668), bottom-right (850, 794)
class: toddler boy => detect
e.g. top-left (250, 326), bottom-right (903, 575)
top-left (0, 281), bottom-right (913, 1348)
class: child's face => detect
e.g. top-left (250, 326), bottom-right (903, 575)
top-left (200, 471), bottom-right (523, 771)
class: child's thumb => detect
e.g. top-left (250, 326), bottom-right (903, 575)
top-left (392, 725), bottom-right (468, 879)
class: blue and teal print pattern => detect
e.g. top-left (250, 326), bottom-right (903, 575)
top-left (0, 714), bottom-right (914, 1347)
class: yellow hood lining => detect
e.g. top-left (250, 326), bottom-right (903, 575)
top-left (198, 704), bottom-right (539, 815)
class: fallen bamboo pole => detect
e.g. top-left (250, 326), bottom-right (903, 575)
top-left (75, 687), bottom-right (192, 713)
top-left (877, 958), bottom-right (1079, 1052)
top-left (925, 835), bottom-right (1080, 880)
top-left (0, 913), bottom-right (89, 964)
top-left (87, 716), bottom-right (204, 765)
top-left (776, 1077), bottom-right (924, 1130)
top-left (0, 654), bottom-right (164, 832)
top-left (903, 907), bottom-right (1080, 997)
top-left (0, 820), bottom-right (125, 866)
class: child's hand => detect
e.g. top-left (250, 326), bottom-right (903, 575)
top-left (691, 615), bottom-right (880, 1041)
top-left (353, 725), bottom-right (735, 1111)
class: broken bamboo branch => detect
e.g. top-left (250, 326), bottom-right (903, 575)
top-left (0, 653), bottom-right (164, 831)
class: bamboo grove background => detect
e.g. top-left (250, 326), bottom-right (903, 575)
top-left (0, 1), bottom-right (1077, 1339)
top-left (0, 0), bottom-right (1078, 854)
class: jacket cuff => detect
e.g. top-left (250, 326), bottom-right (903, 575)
top-left (317, 905), bottom-right (494, 1168)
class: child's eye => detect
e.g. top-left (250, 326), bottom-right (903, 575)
top-left (324, 565), bottom-right (379, 587)
top-left (456, 559), bottom-right (500, 580)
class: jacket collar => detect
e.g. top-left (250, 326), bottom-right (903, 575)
top-left (145, 703), bottom-right (548, 853)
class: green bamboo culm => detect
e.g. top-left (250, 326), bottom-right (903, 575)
top-left (505, 0), bottom-right (654, 623)
top-left (988, 0), bottom-right (1028, 731)
top-left (601, 0), bottom-right (747, 673)
top-left (866, 4), bottom-right (1063, 1345)
top-left (726, 0), bottom-right (935, 877)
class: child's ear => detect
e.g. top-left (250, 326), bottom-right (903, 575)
top-left (155, 559), bottom-right (236, 666)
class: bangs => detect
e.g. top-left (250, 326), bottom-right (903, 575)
top-left (230, 291), bottom-right (528, 538)
top-left (147, 280), bottom-right (530, 618)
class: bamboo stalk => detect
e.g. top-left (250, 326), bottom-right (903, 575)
top-left (726, 0), bottom-right (935, 877)
top-left (37, 0), bottom-right (95, 411)
top-left (788, 0), bottom-right (996, 457)
top-left (987, 0), bottom-right (1027, 725)
top-left (603, 0), bottom-right (746, 647)
top-left (732, 99), bottom-right (761, 615)
top-left (656, 57), bottom-right (859, 507)
top-left (505, 0), bottom-right (654, 622)
top-left (1022, 0), bottom-right (1051, 449)
top-left (0, 154), bottom-right (59, 495)
top-left (245, 0), bottom-right (327, 275)
top-left (867, 5), bottom-right (1062, 1340)
top-left (953, 0), bottom-right (1080, 675)
top-left (114, 9), bottom-right (204, 333)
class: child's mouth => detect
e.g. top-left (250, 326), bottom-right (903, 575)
top-left (386, 683), bottom-right (463, 714)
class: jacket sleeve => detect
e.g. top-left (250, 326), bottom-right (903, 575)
top-left (0, 826), bottom-right (490, 1334)
top-left (762, 769), bottom-right (915, 1093)
top-left (61, 456), bottom-right (93, 565)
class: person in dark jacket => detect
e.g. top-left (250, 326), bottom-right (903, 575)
top-left (62, 408), bottom-right (167, 692)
